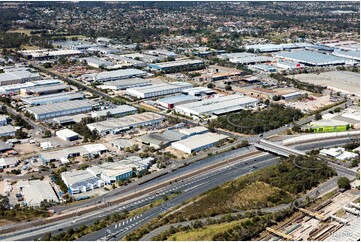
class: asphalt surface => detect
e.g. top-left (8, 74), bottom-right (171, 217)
top-left (3, 137), bottom-right (356, 241)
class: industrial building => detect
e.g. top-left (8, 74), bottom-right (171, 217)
top-left (56, 129), bottom-right (79, 141)
top-left (126, 82), bottom-right (192, 99)
top-left (110, 139), bottom-right (134, 150)
top-left (106, 54), bottom-right (147, 68)
top-left (80, 57), bottom-right (114, 69)
top-left (218, 52), bottom-right (273, 64)
top-left (40, 144), bottom-right (108, 163)
top-left (0, 157), bottom-right (19, 169)
top-left (175, 94), bottom-right (259, 118)
top-left (87, 112), bottom-right (164, 135)
top-left (98, 78), bottom-right (151, 90)
top-left (281, 92), bottom-right (302, 100)
top-left (249, 64), bottom-right (277, 73)
top-left (87, 156), bottom-right (153, 184)
top-left (156, 95), bottom-right (199, 109)
top-left (245, 43), bottom-right (311, 52)
top-left (320, 147), bottom-right (358, 161)
top-left (148, 59), bottom-right (204, 73)
top-left (275, 51), bottom-right (347, 66)
top-left (18, 180), bottom-right (59, 206)
top-left (21, 83), bottom-right (71, 96)
top-left (0, 125), bottom-right (16, 137)
top-left (0, 79), bottom-right (63, 95)
top-left (274, 61), bottom-right (305, 70)
top-left (195, 71), bottom-right (242, 82)
top-left (121, 53), bottom-right (166, 63)
top-left (182, 87), bottom-right (216, 97)
top-left (178, 126), bottom-right (209, 136)
top-left (26, 99), bottom-right (95, 120)
top-left (147, 49), bottom-right (177, 58)
top-left (21, 92), bottom-right (83, 106)
top-left (171, 132), bottom-right (228, 154)
top-left (90, 105), bottom-right (137, 118)
top-left (306, 120), bottom-right (350, 132)
top-left (0, 70), bottom-right (41, 86)
top-left (138, 130), bottom-right (186, 149)
top-left (20, 49), bottom-right (82, 59)
top-left (331, 50), bottom-right (360, 61)
top-left (61, 170), bottom-right (105, 195)
top-left (82, 69), bottom-right (148, 82)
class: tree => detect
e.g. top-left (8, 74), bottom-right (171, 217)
top-left (315, 112), bottom-right (322, 121)
top-left (272, 95), bottom-right (281, 101)
top-left (207, 83), bottom-right (215, 88)
top-left (225, 85), bottom-right (232, 91)
top-left (338, 177), bottom-right (351, 190)
top-left (15, 128), bottom-right (28, 139)
top-left (264, 99), bottom-right (270, 106)
top-left (292, 124), bottom-right (301, 133)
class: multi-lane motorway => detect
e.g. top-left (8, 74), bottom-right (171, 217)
top-left (1, 137), bottom-right (357, 241)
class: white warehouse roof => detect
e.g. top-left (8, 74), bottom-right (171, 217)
top-left (171, 133), bottom-right (228, 154)
top-left (175, 94), bottom-right (258, 117)
top-left (82, 69), bottom-right (147, 82)
top-left (19, 180), bottom-right (59, 207)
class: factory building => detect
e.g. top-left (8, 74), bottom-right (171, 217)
top-left (0, 70), bottom-right (41, 86)
top-left (274, 51), bottom-right (347, 66)
top-left (147, 49), bottom-right (177, 58)
top-left (56, 129), bottom-right (80, 141)
top-left (175, 94), bottom-right (258, 118)
top-left (82, 69), bottom-right (148, 82)
top-left (0, 79), bottom-right (63, 95)
top-left (249, 64), bottom-right (277, 73)
top-left (148, 59), bottom-right (204, 73)
top-left (178, 126), bottom-right (209, 136)
top-left (26, 99), bottom-right (95, 120)
top-left (157, 95), bottom-right (199, 109)
top-left (171, 132), bottom-right (228, 154)
top-left (138, 130), bottom-right (186, 149)
top-left (98, 78), bottom-right (151, 90)
top-left (0, 125), bottom-right (16, 137)
top-left (20, 84), bottom-right (71, 96)
top-left (320, 147), bottom-right (358, 161)
top-left (80, 57), bottom-right (115, 69)
top-left (87, 156), bottom-right (153, 184)
top-left (21, 92), bottom-right (83, 106)
top-left (121, 53), bottom-right (166, 63)
top-left (110, 139), bottom-right (134, 150)
top-left (217, 52), bottom-right (273, 64)
top-left (182, 87), bottom-right (216, 97)
top-left (331, 50), bottom-right (360, 62)
top-left (0, 157), bottom-right (19, 169)
top-left (87, 112), bottom-right (164, 135)
top-left (106, 54), bottom-right (147, 68)
top-left (20, 49), bottom-right (81, 59)
top-left (40, 143), bottom-right (108, 163)
top-left (61, 170), bottom-right (105, 195)
top-left (18, 180), bottom-right (59, 207)
top-left (274, 61), bottom-right (305, 70)
top-left (195, 71), bottom-right (242, 82)
top-left (90, 105), bottom-right (137, 118)
top-left (126, 82), bottom-right (192, 99)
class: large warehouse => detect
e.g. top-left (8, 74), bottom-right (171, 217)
top-left (148, 59), bottom-right (204, 73)
top-left (0, 79), bottom-right (63, 95)
top-left (90, 105), bottom-right (137, 118)
top-left (275, 51), bottom-right (347, 66)
top-left (21, 92), bottom-right (83, 106)
top-left (126, 82), bottom-right (192, 99)
top-left (26, 99), bottom-right (95, 120)
top-left (61, 169), bottom-right (105, 195)
top-left (18, 180), bottom-right (59, 207)
top-left (82, 69), bottom-right (148, 82)
top-left (87, 112), bottom-right (164, 135)
top-left (21, 83), bottom-right (71, 96)
top-left (171, 132), bottom-right (228, 154)
top-left (0, 70), bottom-right (41, 86)
top-left (157, 94), bottom-right (199, 109)
top-left (175, 94), bottom-right (259, 118)
top-left (98, 78), bottom-right (151, 90)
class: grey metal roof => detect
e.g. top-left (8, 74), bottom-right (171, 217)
top-left (21, 92), bottom-right (83, 105)
top-left (27, 100), bottom-right (94, 115)
top-left (276, 51), bottom-right (347, 65)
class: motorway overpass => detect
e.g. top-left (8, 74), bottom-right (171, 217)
top-left (255, 139), bottom-right (306, 157)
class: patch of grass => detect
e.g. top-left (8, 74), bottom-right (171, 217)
top-left (167, 220), bottom-right (245, 241)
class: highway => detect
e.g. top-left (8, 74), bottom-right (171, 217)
top-left (2, 138), bottom-right (356, 241)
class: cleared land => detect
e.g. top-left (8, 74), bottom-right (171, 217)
top-left (293, 71), bottom-right (360, 96)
